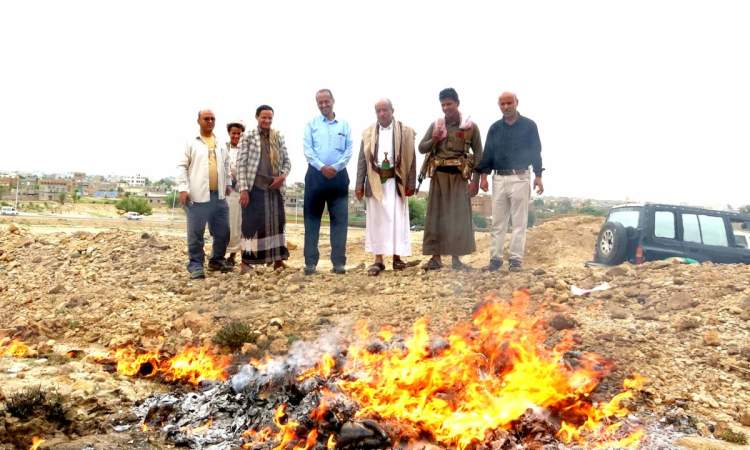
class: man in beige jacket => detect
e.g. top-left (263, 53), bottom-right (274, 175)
top-left (355, 99), bottom-right (417, 275)
top-left (176, 109), bottom-right (233, 279)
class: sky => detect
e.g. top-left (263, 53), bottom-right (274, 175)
top-left (1, 0), bottom-right (749, 208)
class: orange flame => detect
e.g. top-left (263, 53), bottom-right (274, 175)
top-left (28, 437), bottom-right (44, 450)
top-left (243, 291), bottom-right (646, 449)
top-left (297, 353), bottom-right (337, 381)
top-left (113, 345), bottom-right (230, 385)
top-left (1, 339), bottom-right (30, 357)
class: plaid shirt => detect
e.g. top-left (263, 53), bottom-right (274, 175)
top-left (237, 128), bottom-right (291, 192)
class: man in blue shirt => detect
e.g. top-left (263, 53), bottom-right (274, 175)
top-left (303, 89), bottom-right (353, 275)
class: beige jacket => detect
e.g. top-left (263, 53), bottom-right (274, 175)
top-left (355, 120), bottom-right (416, 200)
top-left (176, 135), bottom-right (232, 202)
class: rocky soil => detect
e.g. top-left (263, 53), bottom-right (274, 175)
top-left (1, 215), bottom-right (750, 449)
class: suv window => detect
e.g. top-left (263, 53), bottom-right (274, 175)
top-left (736, 234), bottom-right (749, 249)
top-left (682, 214), bottom-right (701, 243)
top-left (699, 215), bottom-right (728, 246)
top-left (607, 209), bottom-right (640, 228)
top-left (682, 214), bottom-right (728, 246)
top-left (654, 211), bottom-right (675, 239)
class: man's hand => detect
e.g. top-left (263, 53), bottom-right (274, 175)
top-left (321, 165), bottom-right (337, 179)
top-left (479, 174), bottom-right (489, 192)
top-left (431, 132), bottom-right (445, 143)
top-left (355, 188), bottom-right (364, 200)
top-left (405, 187), bottom-right (415, 197)
top-left (179, 191), bottom-right (190, 206)
top-left (534, 176), bottom-right (544, 195)
top-left (239, 190), bottom-right (250, 208)
top-left (269, 175), bottom-right (286, 190)
top-left (468, 182), bottom-right (479, 197)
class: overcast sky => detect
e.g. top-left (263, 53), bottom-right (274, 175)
top-left (2, 0), bottom-right (748, 208)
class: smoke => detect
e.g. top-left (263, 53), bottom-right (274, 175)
top-left (231, 325), bottom-right (349, 393)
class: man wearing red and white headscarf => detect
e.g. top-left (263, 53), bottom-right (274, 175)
top-left (418, 88), bottom-right (485, 271)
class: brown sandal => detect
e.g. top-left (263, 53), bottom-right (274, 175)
top-left (368, 262), bottom-right (386, 276)
top-left (392, 259), bottom-right (407, 271)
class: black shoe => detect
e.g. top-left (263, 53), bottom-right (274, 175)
top-left (331, 265), bottom-right (346, 275)
top-left (488, 259), bottom-right (503, 272)
top-left (226, 253), bottom-right (237, 267)
top-left (509, 260), bottom-right (523, 272)
top-left (208, 260), bottom-right (233, 273)
top-left (451, 257), bottom-right (470, 271)
top-left (304, 266), bottom-right (317, 276)
top-left (189, 269), bottom-right (205, 280)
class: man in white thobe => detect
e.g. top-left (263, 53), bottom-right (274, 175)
top-left (355, 99), bottom-right (417, 275)
top-left (225, 120), bottom-right (245, 266)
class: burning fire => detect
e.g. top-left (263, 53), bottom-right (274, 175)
top-left (1, 339), bottom-right (30, 357)
top-left (242, 405), bottom-right (315, 450)
top-left (113, 345), bottom-right (230, 385)
top-left (28, 436), bottom-right (45, 450)
top-left (244, 291), bottom-right (646, 449)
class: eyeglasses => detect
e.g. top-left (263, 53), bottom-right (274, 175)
top-left (203, 117), bottom-right (216, 121)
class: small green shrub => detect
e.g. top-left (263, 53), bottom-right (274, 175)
top-left (717, 429), bottom-right (748, 445)
top-left (4, 386), bottom-right (46, 419)
top-left (3, 386), bottom-right (68, 426)
top-left (472, 213), bottom-right (488, 229)
top-left (213, 321), bottom-right (256, 351)
top-left (115, 197), bottom-right (153, 215)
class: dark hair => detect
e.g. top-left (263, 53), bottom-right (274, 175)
top-left (316, 88), bottom-right (334, 100)
top-left (255, 105), bottom-right (274, 117)
top-left (226, 122), bottom-right (245, 132)
top-left (439, 88), bottom-right (459, 103)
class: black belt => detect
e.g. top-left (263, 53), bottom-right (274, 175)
top-left (494, 169), bottom-right (528, 175)
top-left (436, 166), bottom-right (461, 174)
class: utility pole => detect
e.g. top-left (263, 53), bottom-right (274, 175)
top-left (170, 189), bottom-right (177, 222)
top-left (14, 175), bottom-right (20, 210)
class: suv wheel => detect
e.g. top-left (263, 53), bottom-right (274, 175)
top-left (595, 222), bottom-right (628, 265)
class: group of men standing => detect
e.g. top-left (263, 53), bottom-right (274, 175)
top-left (176, 88), bottom-right (544, 280)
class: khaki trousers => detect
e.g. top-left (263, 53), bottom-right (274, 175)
top-left (227, 190), bottom-right (242, 254)
top-left (490, 172), bottom-right (531, 263)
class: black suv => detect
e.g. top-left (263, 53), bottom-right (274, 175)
top-left (593, 203), bottom-right (750, 265)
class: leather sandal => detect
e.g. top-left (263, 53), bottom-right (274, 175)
top-left (392, 259), bottom-right (407, 271)
top-left (368, 262), bottom-right (386, 276)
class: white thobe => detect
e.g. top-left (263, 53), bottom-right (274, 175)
top-left (365, 123), bottom-right (411, 256)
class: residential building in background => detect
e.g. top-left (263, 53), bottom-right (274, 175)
top-left (124, 174), bottom-right (146, 187)
top-left (38, 178), bottom-right (72, 201)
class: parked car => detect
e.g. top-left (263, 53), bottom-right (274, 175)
top-left (593, 203), bottom-right (750, 265)
top-left (0, 206), bottom-right (19, 216)
top-left (125, 211), bottom-right (143, 220)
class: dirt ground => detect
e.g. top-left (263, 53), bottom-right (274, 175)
top-left (1, 214), bottom-right (750, 449)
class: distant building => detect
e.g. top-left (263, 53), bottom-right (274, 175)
top-left (39, 178), bottom-right (72, 201)
top-left (471, 194), bottom-right (492, 218)
top-left (125, 174), bottom-right (146, 187)
top-left (143, 192), bottom-right (168, 205)
top-left (85, 180), bottom-right (119, 196)
top-left (91, 191), bottom-right (117, 199)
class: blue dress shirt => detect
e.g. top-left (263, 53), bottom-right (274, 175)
top-left (303, 114), bottom-right (353, 172)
